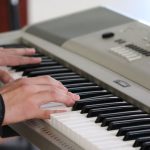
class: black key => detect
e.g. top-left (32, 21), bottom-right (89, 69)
top-left (14, 61), bottom-right (59, 71)
top-left (31, 53), bottom-right (45, 57)
top-left (42, 58), bottom-right (54, 62)
top-left (77, 90), bottom-right (110, 99)
top-left (102, 113), bottom-right (149, 127)
top-left (141, 141), bottom-right (150, 150)
top-left (72, 95), bottom-right (114, 110)
top-left (55, 75), bottom-right (82, 81)
top-left (39, 56), bottom-right (50, 59)
top-left (59, 78), bottom-right (88, 85)
top-left (50, 72), bottom-right (77, 78)
top-left (81, 101), bottom-right (127, 114)
top-left (124, 129), bottom-right (150, 141)
top-left (95, 110), bottom-right (143, 123)
top-left (117, 124), bottom-right (150, 136)
top-left (23, 65), bottom-right (64, 76)
top-left (0, 44), bottom-right (28, 48)
top-left (108, 118), bottom-right (150, 130)
top-left (27, 68), bottom-right (71, 77)
top-left (69, 86), bottom-right (102, 93)
top-left (87, 105), bottom-right (137, 118)
top-left (65, 82), bottom-right (97, 88)
top-left (134, 136), bottom-right (150, 147)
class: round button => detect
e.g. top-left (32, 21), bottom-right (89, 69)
top-left (102, 32), bottom-right (114, 39)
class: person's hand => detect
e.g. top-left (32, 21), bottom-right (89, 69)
top-left (0, 76), bottom-right (80, 125)
top-left (0, 69), bottom-right (13, 84)
top-left (0, 47), bottom-right (41, 66)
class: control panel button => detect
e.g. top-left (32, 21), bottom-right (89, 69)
top-left (102, 32), bottom-right (114, 39)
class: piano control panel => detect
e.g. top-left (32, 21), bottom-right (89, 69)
top-left (62, 21), bottom-right (150, 90)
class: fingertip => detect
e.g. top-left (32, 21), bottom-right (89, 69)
top-left (32, 57), bottom-right (42, 63)
top-left (28, 48), bottom-right (36, 53)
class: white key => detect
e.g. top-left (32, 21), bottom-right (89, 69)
top-left (49, 111), bottom-right (136, 150)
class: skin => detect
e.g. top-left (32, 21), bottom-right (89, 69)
top-left (0, 47), bottom-right (41, 83)
top-left (0, 76), bottom-right (79, 125)
top-left (0, 48), bottom-right (80, 126)
top-left (0, 47), bottom-right (41, 66)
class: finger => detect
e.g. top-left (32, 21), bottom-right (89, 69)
top-left (0, 76), bottom-right (68, 94)
top-left (2, 48), bottom-right (36, 56)
top-left (16, 76), bottom-right (68, 91)
top-left (37, 109), bottom-right (66, 119)
top-left (33, 89), bottom-right (78, 106)
top-left (0, 70), bottom-right (14, 84)
top-left (68, 91), bottom-right (80, 101)
top-left (22, 84), bottom-right (68, 95)
top-left (5, 55), bottom-right (41, 66)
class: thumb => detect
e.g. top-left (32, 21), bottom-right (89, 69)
top-left (0, 70), bottom-right (14, 84)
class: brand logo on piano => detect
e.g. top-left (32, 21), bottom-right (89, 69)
top-left (113, 80), bottom-right (131, 88)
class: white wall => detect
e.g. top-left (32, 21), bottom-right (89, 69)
top-left (28, 0), bottom-right (150, 25)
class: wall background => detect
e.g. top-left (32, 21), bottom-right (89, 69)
top-left (28, 0), bottom-right (150, 25)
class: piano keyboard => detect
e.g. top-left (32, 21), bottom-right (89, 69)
top-left (1, 43), bottom-right (150, 150)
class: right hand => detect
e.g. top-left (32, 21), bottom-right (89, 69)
top-left (0, 69), bottom-right (13, 84)
top-left (0, 76), bottom-right (80, 125)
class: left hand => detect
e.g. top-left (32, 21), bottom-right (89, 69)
top-left (0, 47), bottom-right (41, 66)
